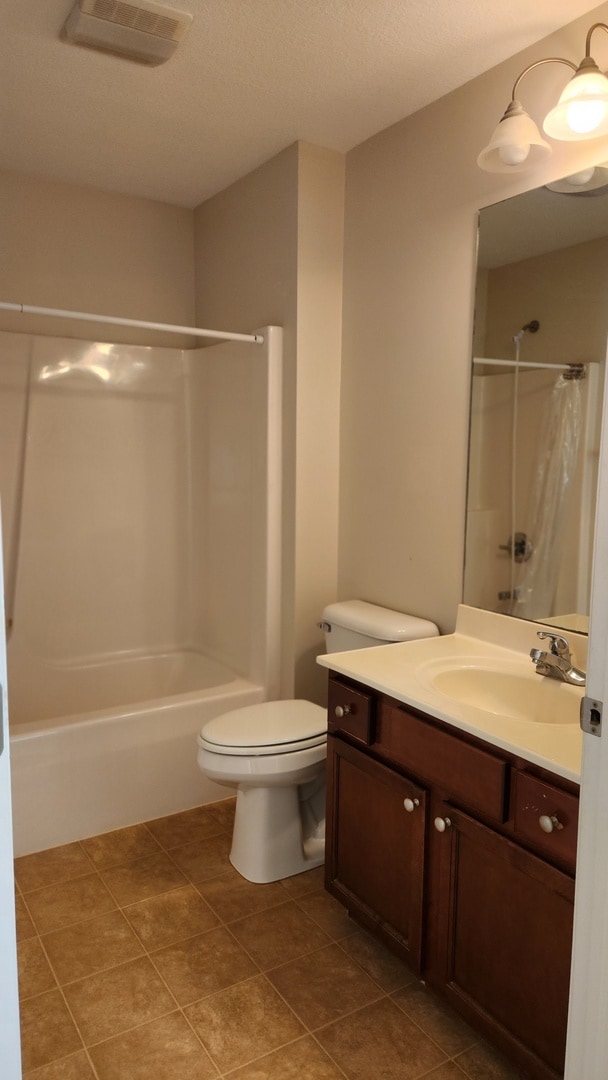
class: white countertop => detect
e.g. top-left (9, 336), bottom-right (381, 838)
top-left (317, 606), bottom-right (585, 783)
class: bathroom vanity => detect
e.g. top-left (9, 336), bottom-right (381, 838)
top-left (318, 607), bottom-right (584, 1080)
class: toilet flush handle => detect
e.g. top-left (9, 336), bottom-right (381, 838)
top-left (334, 705), bottom-right (352, 719)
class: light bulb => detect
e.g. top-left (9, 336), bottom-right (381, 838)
top-left (565, 167), bottom-right (595, 184)
top-left (566, 98), bottom-right (607, 134)
top-left (498, 142), bottom-right (530, 166)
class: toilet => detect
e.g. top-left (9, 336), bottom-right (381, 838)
top-left (197, 600), bottom-right (439, 883)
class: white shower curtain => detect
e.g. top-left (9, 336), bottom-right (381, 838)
top-left (515, 374), bottom-right (583, 620)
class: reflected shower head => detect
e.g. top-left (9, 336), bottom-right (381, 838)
top-left (512, 319), bottom-right (540, 344)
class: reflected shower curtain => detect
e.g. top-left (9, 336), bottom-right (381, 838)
top-left (515, 374), bottom-right (583, 620)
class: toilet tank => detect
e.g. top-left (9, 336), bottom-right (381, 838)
top-left (320, 600), bottom-right (439, 653)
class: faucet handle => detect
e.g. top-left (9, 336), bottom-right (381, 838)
top-left (536, 632), bottom-right (570, 658)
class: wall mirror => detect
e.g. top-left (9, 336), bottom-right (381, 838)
top-left (463, 165), bottom-right (608, 633)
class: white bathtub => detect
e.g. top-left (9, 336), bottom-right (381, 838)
top-left (9, 650), bottom-right (264, 856)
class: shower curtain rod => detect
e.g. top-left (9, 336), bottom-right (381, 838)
top-left (473, 357), bottom-right (594, 372)
top-left (0, 301), bottom-right (264, 345)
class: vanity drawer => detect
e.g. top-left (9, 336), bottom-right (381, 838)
top-left (513, 772), bottom-right (578, 872)
top-left (387, 704), bottom-right (508, 822)
top-left (328, 677), bottom-right (374, 746)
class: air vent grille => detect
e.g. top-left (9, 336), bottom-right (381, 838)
top-left (81, 0), bottom-right (190, 42)
top-left (62, 0), bottom-right (192, 64)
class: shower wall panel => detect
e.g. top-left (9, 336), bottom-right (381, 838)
top-left (187, 335), bottom-right (280, 688)
top-left (8, 338), bottom-right (190, 668)
top-left (0, 328), bottom-right (281, 724)
top-left (0, 334), bottom-right (31, 629)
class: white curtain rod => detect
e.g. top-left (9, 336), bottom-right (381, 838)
top-left (473, 356), bottom-right (592, 372)
top-left (0, 301), bottom-right (264, 345)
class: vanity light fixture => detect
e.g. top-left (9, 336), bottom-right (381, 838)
top-left (478, 22), bottom-right (608, 173)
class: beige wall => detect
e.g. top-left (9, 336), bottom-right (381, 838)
top-left (294, 144), bottom-right (344, 702)
top-left (0, 171), bottom-right (195, 346)
top-left (194, 142), bottom-right (344, 701)
top-left (338, 2), bottom-right (608, 634)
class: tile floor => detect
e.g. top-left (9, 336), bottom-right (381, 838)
top-left (14, 799), bottom-right (530, 1079)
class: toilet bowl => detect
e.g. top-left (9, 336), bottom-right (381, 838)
top-left (197, 699), bottom-right (327, 883)
top-left (197, 600), bottom-right (439, 883)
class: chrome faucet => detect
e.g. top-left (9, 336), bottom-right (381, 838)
top-left (530, 632), bottom-right (586, 686)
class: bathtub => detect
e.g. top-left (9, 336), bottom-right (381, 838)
top-left (9, 649), bottom-right (264, 856)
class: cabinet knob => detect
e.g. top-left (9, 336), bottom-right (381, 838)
top-left (539, 814), bottom-right (564, 834)
top-left (434, 816), bottom-right (452, 833)
top-left (334, 705), bottom-right (352, 719)
top-left (403, 797), bottom-right (420, 813)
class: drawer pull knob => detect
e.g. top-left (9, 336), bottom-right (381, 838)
top-left (334, 705), bottom-right (352, 719)
top-left (434, 816), bottom-right (452, 833)
top-left (539, 814), bottom-right (564, 834)
top-left (404, 797), bottom-right (420, 813)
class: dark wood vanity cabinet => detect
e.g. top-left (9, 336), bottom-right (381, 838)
top-left (325, 674), bottom-right (578, 1080)
top-left (327, 737), bottom-right (427, 972)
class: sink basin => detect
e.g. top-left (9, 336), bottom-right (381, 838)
top-left (431, 665), bottom-right (582, 726)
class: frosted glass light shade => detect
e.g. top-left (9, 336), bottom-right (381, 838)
top-left (477, 102), bottom-right (552, 173)
top-left (544, 65), bottom-right (608, 140)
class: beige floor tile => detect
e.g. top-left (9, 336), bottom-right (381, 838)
top-left (151, 925), bottom-right (258, 1005)
top-left (63, 956), bottom-right (176, 1045)
top-left (15, 843), bottom-right (93, 894)
top-left (392, 983), bottom-right (478, 1056)
top-left (316, 997), bottom-right (447, 1080)
top-left (230, 901), bottom-right (331, 971)
top-left (15, 894), bottom-right (37, 940)
top-left (124, 884), bottom-right (219, 950)
top-left (423, 1064), bottom-right (471, 1080)
top-left (19, 988), bottom-right (83, 1072)
top-left (204, 798), bottom-right (236, 834)
top-left (337, 928), bottom-right (415, 993)
top-left (454, 1041), bottom-right (530, 1079)
top-left (185, 974), bottom-right (305, 1073)
top-left (17, 937), bottom-right (57, 1000)
top-left (81, 824), bottom-right (161, 869)
top-left (169, 834), bottom-right (232, 884)
top-left (228, 1034), bottom-right (346, 1079)
top-left (99, 851), bottom-right (187, 906)
top-left (89, 1011), bottom-right (218, 1080)
top-left (26, 874), bottom-right (116, 935)
top-left (196, 869), bottom-right (288, 924)
top-left (26, 1050), bottom-right (97, 1079)
top-left (146, 805), bottom-right (227, 850)
top-left (268, 943), bottom-right (383, 1030)
top-left (280, 866), bottom-right (326, 898)
top-left (42, 909), bottom-right (144, 984)
top-left (295, 890), bottom-right (355, 940)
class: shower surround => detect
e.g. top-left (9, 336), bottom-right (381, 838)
top-left (2, 327), bottom-right (282, 855)
top-left (464, 363), bottom-right (600, 620)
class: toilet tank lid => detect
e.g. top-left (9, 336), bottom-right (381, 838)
top-left (321, 600), bottom-right (439, 642)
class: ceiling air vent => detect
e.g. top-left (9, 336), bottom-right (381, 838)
top-left (61, 0), bottom-right (193, 65)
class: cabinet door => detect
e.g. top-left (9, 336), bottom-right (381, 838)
top-left (434, 803), bottom-right (574, 1080)
top-left (326, 736), bottom-right (427, 972)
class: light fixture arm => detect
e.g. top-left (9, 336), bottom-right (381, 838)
top-left (585, 22), bottom-right (608, 58)
top-left (511, 57), bottom-right (577, 104)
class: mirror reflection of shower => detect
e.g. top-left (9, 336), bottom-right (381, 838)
top-left (506, 320), bottom-right (540, 614)
top-left (465, 321), bottom-right (599, 627)
top-left (465, 174), bottom-right (608, 631)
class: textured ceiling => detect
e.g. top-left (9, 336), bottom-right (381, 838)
top-left (0, 0), bottom-right (605, 208)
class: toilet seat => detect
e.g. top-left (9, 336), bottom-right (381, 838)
top-left (199, 699), bottom-right (327, 757)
